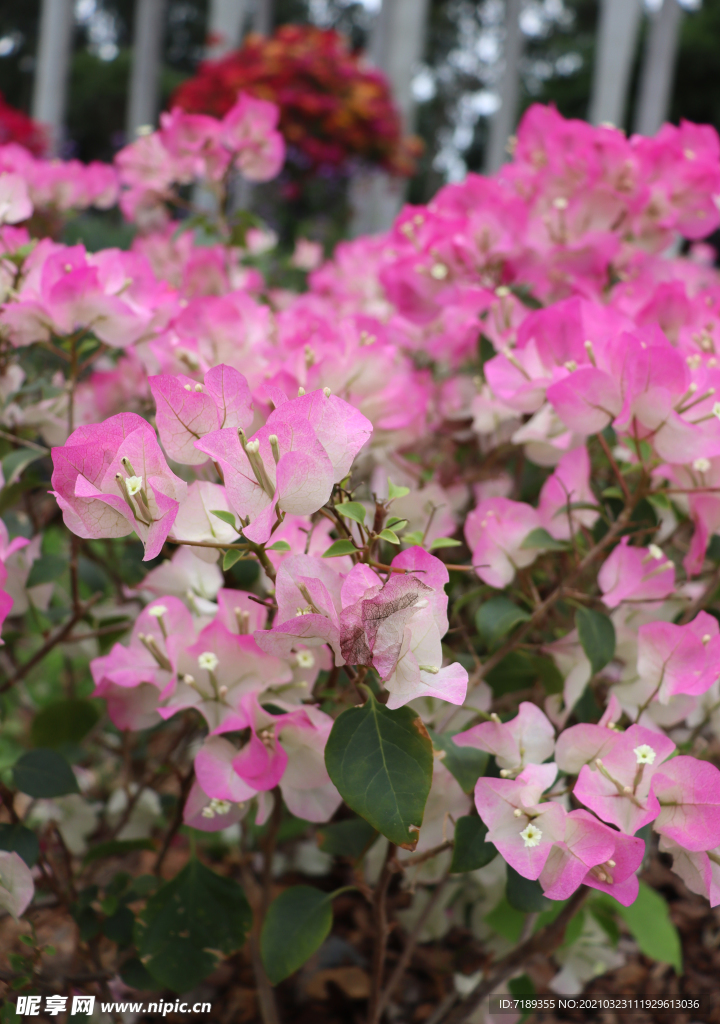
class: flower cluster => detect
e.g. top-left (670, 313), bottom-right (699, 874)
top-left (115, 93), bottom-right (285, 225)
top-left (171, 24), bottom-right (421, 176)
top-left (7, 98), bottom-right (720, 1005)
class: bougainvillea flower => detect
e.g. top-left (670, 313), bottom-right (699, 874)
top-left (651, 756), bottom-right (720, 852)
top-left (149, 363), bottom-right (253, 465)
top-left (464, 497), bottom-right (542, 588)
top-left (573, 724), bottom-right (676, 834)
top-left (597, 538), bottom-right (675, 609)
top-left (51, 412), bottom-right (187, 560)
top-left (474, 763), bottom-right (566, 879)
top-left (635, 613), bottom-right (720, 704)
top-left (453, 701), bottom-right (555, 772)
top-left (539, 809), bottom-right (644, 906)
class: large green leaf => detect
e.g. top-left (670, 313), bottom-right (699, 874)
top-left (506, 865), bottom-right (549, 913)
top-left (13, 750), bottom-right (79, 798)
top-left (1, 449), bottom-right (44, 487)
top-left (317, 818), bottom-right (378, 859)
top-left (576, 606), bottom-right (616, 675)
top-left (429, 730), bottom-right (487, 793)
top-left (136, 859), bottom-right (252, 991)
top-left (450, 816), bottom-right (497, 872)
top-left (0, 824), bottom-right (39, 867)
top-left (476, 598), bottom-right (531, 648)
top-left (31, 699), bottom-right (100, 748)
top-left (613, 881), bottom-right (682, 972)
top-left (26, 554), bottom-right (67, 588)
top-left (324, 691), bottom-right (433, 848)
top-left (261, 885), bottom-right (336, 984)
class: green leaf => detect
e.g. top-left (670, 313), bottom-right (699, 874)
top-left (506, 865), bottom-right (549, 912)
top-left (322, 539), bottom-right (357, 558)
top-left (83, 838), bottom-right (155, 865)
top-left (613, 881), bottom-right (682, 972)
top-left (26, 554), bottom-right (67, 588)
top-left (1, 449), bottom-right (44, 487)
top-left (267, 540), bottom-right (291, 552)
top-left (210, 509), bottom-right (237, 529)
top-left (508, 974), bottom-right (536, 1023)
top-left (324, 691), bottom-right (433, 848)
top-left (120, 957), bottom-right (164, 991)
top-left (222, 549), bottom-right (244, 570)
top-left (378, 528), bottom-right (400, 544)
top-left (388, 479), bottom-right (410, 500)
top-left (261, 886), bottom-right (340, 983)
top-left (601, 486), bottom-right (625, 500)
top-left (137, 859), bottom-right (252, 991)
top-left (0, 824), bottom-right (39, 867)
top-left (31, 699), bottom-right (100, 748)
top-left (335, 502), bottom-right (366, 525)
top-left (429, 730), bottom-right (487, 793)
top-left (576, 606), bottom-right (616, 675)
top-left (103, 905), bottom-right (135, 946)
top-left (386, 517), bottom-right (408, 529)
top-left (520, 527), bottom-right (568, 551)
top-left (401, 530), bottom-right (424, 547)
top-left (450, 817), bottom-right (497, 872)
top-left (476, 598), bottom-right (531, 648)
top-left (428, 537), bottom-right (462, 550)
top-left (485, 896), bottom-right (525, 942)
top-left (317, 819), bottom-right (378, 859)
top-left (13, 749), bottom-right (79, 798)
top-left (485, 651), bottom-right (563, 697)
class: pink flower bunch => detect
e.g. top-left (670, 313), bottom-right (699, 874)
top-left (0, 242), bottom-right (176, 350)
top-left (457, 701), bottom-right (720, 906)
top-left (115, 94), bottom-right (284, 224)
top-left (90, 591), bottom-right (338, 825)
top-left (255, 547), bottom-right (468, 708)
top-left (0, 142), bottom-right (118, 215)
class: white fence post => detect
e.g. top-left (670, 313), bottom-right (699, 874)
top-left (588, 0), bottom-right (643, 127)
top-left (485, 0), bottom-right (524, 174)
top-left (206, 0), bottom-right (248, 59)
top-left (32, 0), bottom-right (75, 155)
top-left (634, 0), bottom-right (684, 136)
top-left (253, 0), bottom-right (274, 36)
top-left (349, 0), bottom-right (431, 236)
top-left (126, 0), bottom-right (168, 139)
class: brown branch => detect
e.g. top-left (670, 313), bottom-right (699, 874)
top-left (596, 431), bottom-right (630, 503)
top-left (374, 874), bottom-right (450, 1021)
top-left (439, 886), bottom-right (590, 1024)
top-left (367, 843), bottom-right (398, 1024)
top-left (0, 592), bottom-right (103, 695)
top-left (438, 501), bottom-right (637, 732)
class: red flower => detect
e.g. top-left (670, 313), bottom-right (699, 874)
top-left (171, 25), bottom-right (421, 177)
top-left (0, 93), bottom-right (47, 156)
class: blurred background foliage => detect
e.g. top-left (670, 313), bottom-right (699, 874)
top-left (2, 0), bottom-right (719, 201)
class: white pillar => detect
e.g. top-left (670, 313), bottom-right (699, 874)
top-left (350, 0), bottom-right (431, 236)
top-left (588, 0), bottom-right (643, 128)
top-left (206, 0), bottom-right (248, 59)
top-left (485, 0), bottom-right (524, 174)
top-left (31, 0), bottom-right (74, 155)
top-left (253, 0), bottom-right (274, 36)
top-left (634, 0), bottom-right (684, 137)
top-left (126, 0), bottom-right (167, 139)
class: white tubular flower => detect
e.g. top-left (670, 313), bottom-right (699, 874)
top-left (633, 744), bottom-right (656, 765)
top-left (198, 651), bottom-right (219, 672)
top-left (520, 823), bottom-right (543, 848)
top-left (125, 475), bottom-right (143, 496)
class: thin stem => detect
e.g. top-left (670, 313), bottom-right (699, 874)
top-left (596, 431), bottom-right (630, 503)
top-left (0, 428), bottom-right (49, 454)
top-left (439, 886), bottom-right (589, 1024)
top-left (367, 842), bottom-right (397, 1024)
top-left (0, 593), bottom-right (103, 695)
top-left (438, 500), bottom-right (637, 732)
top-left (374, 874), bottom-right (450, 1021)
